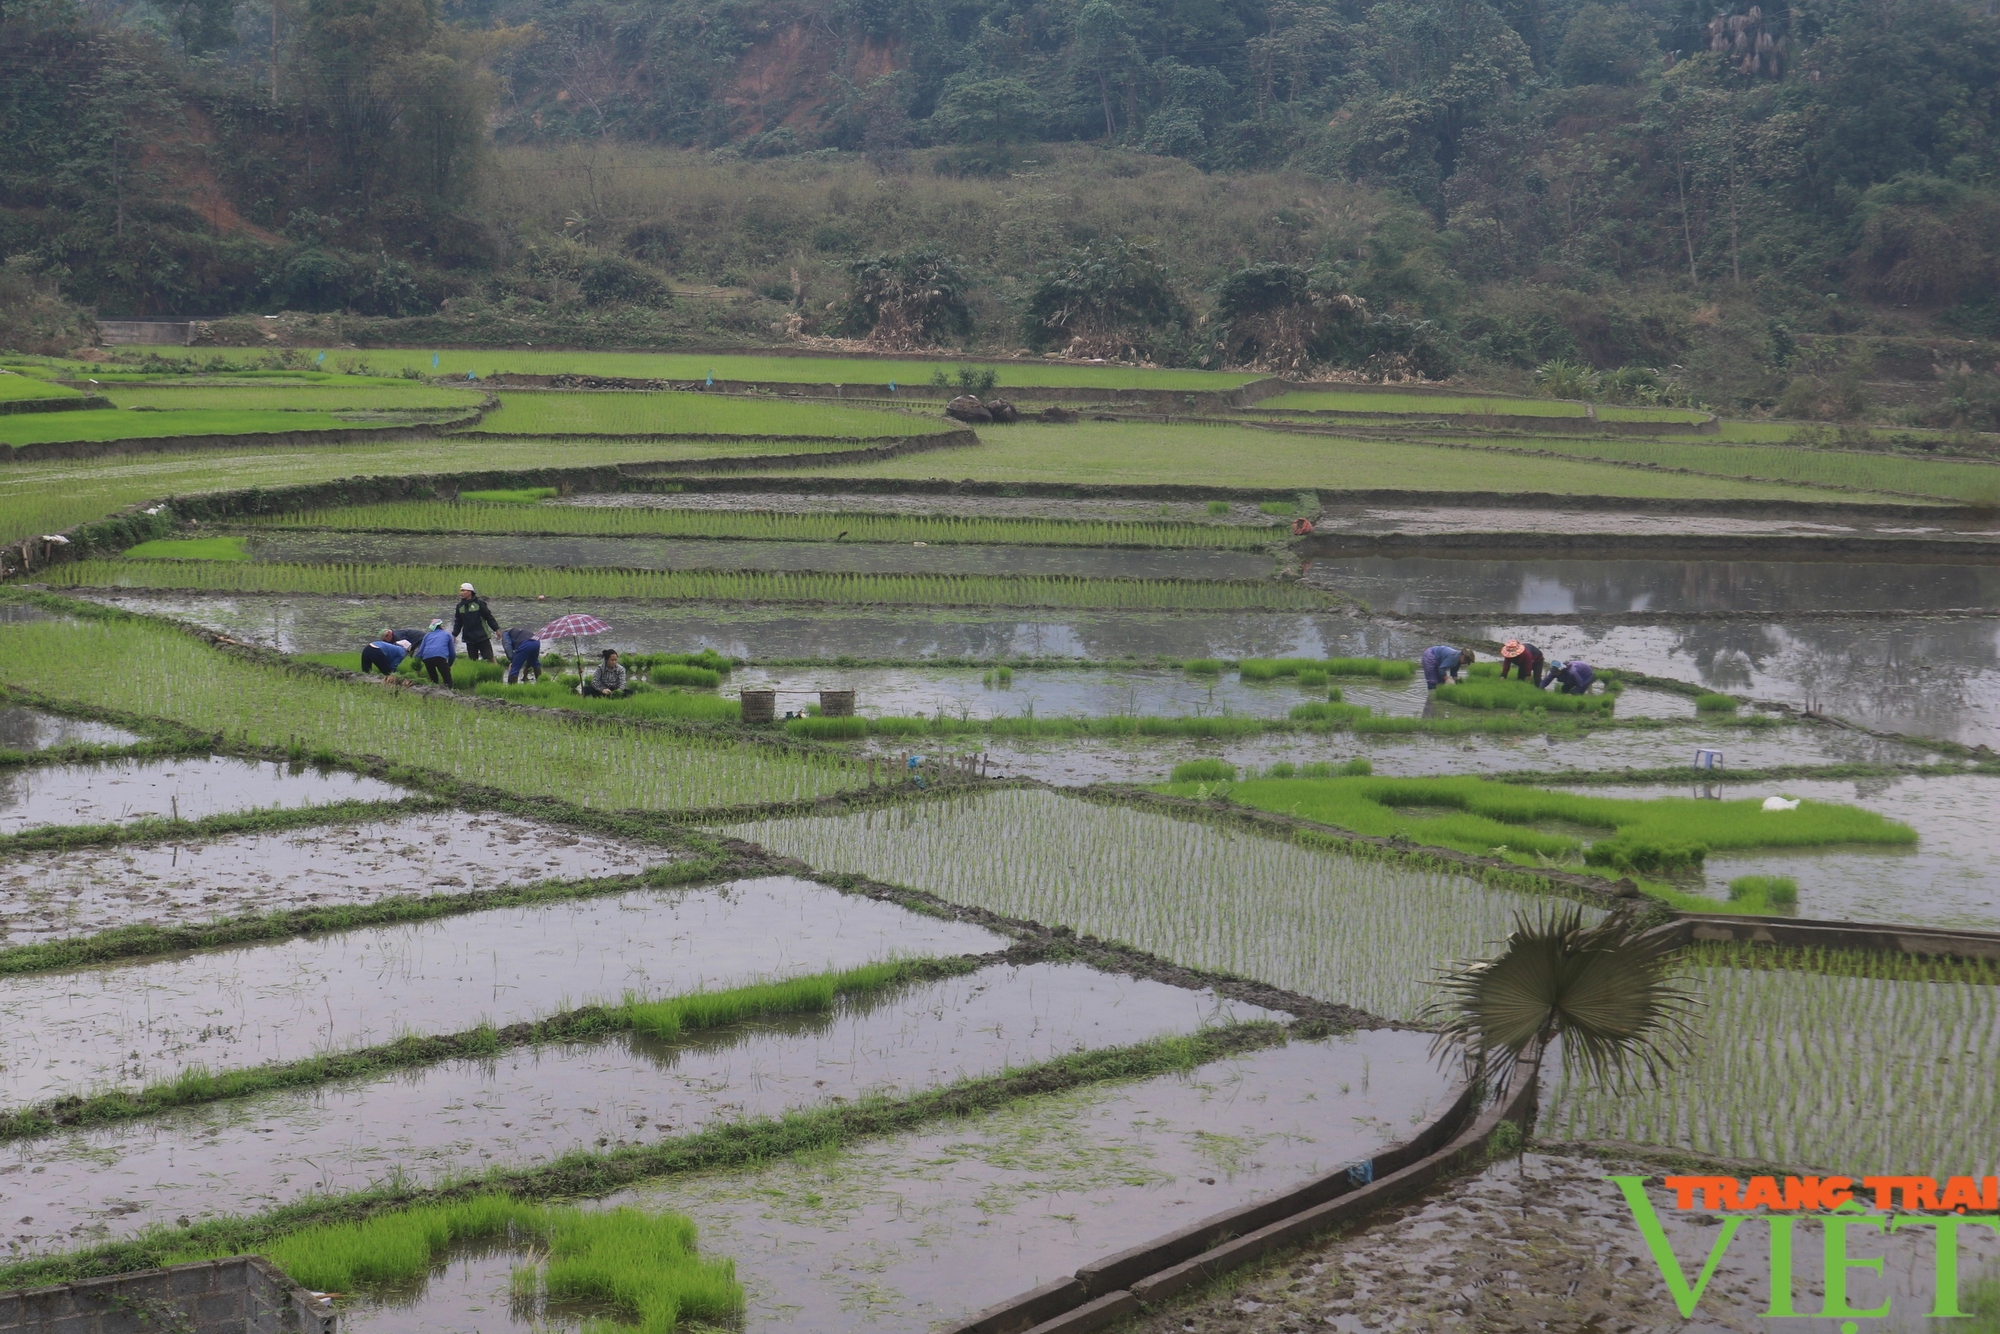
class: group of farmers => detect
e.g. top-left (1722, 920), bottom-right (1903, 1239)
top-left (1420, 640), bottom-right (1596, 695)
top-left (356, 584), bottom-right (630, 695)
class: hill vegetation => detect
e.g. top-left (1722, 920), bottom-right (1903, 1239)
top-left (2, 0), bottom-right (1998, 419)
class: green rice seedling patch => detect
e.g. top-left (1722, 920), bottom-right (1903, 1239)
top-left (1170, 759), bottom-right (1235, 782)
top-left (622, 960), bottom-right (920, 1040)
top-left (1695, 692), bottom-right (1741, 713)
top-left (725, 788), bottom-right (1577, 1020)
top-left (101, 382), bottom-right (485, 412)
top-left (1241, 656), bottom-right (1411, 683)
top-left (0, 435), bottom-right (862, 549)
top-left (1262, 390), bottom-right (1589, 417)
top-left (1725, 874), bottom-right (1798, 912)
top-left (47, 559), bottom-right (1335, 611)
top-left (1155, 775), bottom-right (1915, 877)
top-left (784, 421), bottom-right (1866, 501)
top-left (1432, 677), bottom-right (1615, 714)
top-left (184, 1194), bottom-right (742, 1334)
top-left (0, 409), bottom-right (397, 448)
top-left (476, 680), bottom-right (744, 723)
top-left (120, 536), bottom-right (249, 561)
top-left (462, 487), bottom-right (560, 503)
top-left (461, 391), bottom-right (950, 438)
top-left (1545, 958), bottom-right (1999, 1172)
top-left (0, 374), bottom-right (82, 403)
top-left (0, 611), bottom-right (863, 812)
top-left (1181, 658), bottom-right (1223, 674)
top-left (252, 499), bottom-right (1278, 550)
top-left (1447, 432), bottom-right (2000, 503)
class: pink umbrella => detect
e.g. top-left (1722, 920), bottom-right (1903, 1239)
top-left (535, 614), bottom-right (609, 681)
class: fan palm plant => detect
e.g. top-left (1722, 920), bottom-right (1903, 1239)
top-left (1423, 905), bottom-right (1699, 1090)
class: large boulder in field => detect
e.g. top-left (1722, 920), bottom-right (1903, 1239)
top-left (984, 398), bottom-right (1020, 422)
top-left (946, 395), bottom-right (992, 423)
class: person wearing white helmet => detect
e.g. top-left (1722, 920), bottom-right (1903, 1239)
top-left (452, 582), bottom-right (499, 662)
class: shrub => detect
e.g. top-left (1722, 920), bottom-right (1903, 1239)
top-left (1171, 758), bottom-right (1236, 782)
top-left (839, 246), bottom-right (974, 348)
top-left (1024, 238), bottom-right (1191, 361)
top-left (580, 254), bottom-right (671, 307)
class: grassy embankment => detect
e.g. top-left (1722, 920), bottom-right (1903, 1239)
top-left (1258, 390), bottom-right (1708, 423)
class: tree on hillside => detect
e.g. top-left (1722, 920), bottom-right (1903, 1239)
top-left (1211, 261), bottom-right (1365, 372)
top-left (838, 246), bottom-right (974, 348)
top-left (1025, 237), bottom-right (1189, 360)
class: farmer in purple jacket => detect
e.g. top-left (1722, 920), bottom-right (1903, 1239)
top-left (1420, 645), bottom-right (1475, 691)
top-left (1545, 659), bottom-right (1596, 695)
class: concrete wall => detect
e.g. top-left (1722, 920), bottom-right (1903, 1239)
top-left (0, 1257), bottom-right (334, 1334)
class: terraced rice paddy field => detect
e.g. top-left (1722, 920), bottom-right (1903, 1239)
top-left (0, 348), bottom-right (1996, 1331)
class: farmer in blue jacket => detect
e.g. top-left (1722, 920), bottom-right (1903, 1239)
top-left (361, 635), bottom-right (410, 676)
top-left (1546, 659), bottom-right (1595, 695)
top-left (417, 621), bottom-right (457, 687)
top-left (501, 626), bottom-right (540, 684)
top-left (1421, 645), bottom-right (1475, 691)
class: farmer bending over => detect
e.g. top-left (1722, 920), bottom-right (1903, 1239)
top-left (1498, 640), bottom-right (1547, 686)
top-left (1420, 645), bottom-right (1475, 691)
top-left (361, 634), bottom-right (410, 676)
top-left (454, 583), bottom-right (500, 662)
top-left (581, 648), bottom-right (629, 698)
top-left (501, 627), bottom-right (541, 684)
top-left (1545, 659), bottom-right (1595, 695)
top-left (417, 621), bottom-right (457, 687)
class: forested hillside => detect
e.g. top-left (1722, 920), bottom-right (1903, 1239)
top-left (2, 0), bottom-right (1997, 418)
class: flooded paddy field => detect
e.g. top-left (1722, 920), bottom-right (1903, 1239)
top-left (0, 876), bottom-right (1003, 1108)
top-left (1551, 774), bottom-right (2000, 928)
top-left (962, 718), bottom-right (1937, 787)
top-left (0, 706), bottom-right (141, 751)
top-left (0, 757), bottom-right (409, 834)
top-left (1486, 616), bottom-right (2000, 746)
top-left (240, 531), bottom-right (1279, 582)
top-left (336, 1031), bottom-right (1445, 1334)
top-left (1309, 502), bottom-right (2000, 542)
top-left (2, 962), bottom-right (1277, 1253)
top-left (725, 788), bottom-right (1576, 1022)
top-left (0, 811), bottom-right (673, 946)
top-left (558, 491), bottom-right (1288, 527)
top-left (1304, 553), bottom-right (2000, 616)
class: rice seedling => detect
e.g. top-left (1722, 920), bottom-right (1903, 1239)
top-left (1725, 874), bottom-right (1798, 911)
top-left (621, 960), bottom-right (920, 1040)
top-left (460, 391), bottom-right (947, 438)
top-left (1170, 759), bottom-right (1236, 782)
top-left (0, 615), bottom-right (863, 811)
top-left (1181, 658), bottom-right (1224, 675)
top-left (462, 487), bottom-right (559, 503)
top-left (202, 1194), bottom-right (742, 1334)
top-left (120, 536), bottom-right (249, 561)
top-left (47, 560), bottom-right (1335, 611)
top-left (475, 680), bottom-right (743, 723)
top-left (250, 500), bottom-right (1278, 550)
top-left (1433, 678), bottom-right (1615, 715)
top-left (1297, 667), bottom-right (1328, 688)
top-left (1695, 693), bottom-right (1741, 713)
top-left (1260, 390), bottom-right (1710, 424)
top-left (785, 712), bottom-right (1277, 741)
top-left (1288, 702), bottom-right (1371, 724)
top-left (1154, 775), bottom-right (1914, 875)
top-left (723, 788), bottom-right (1574, 1020)
top-left (1206, 500), bottom-right (1231, 515)
top-left (1544, 954), bottom-right (2000, 1173)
